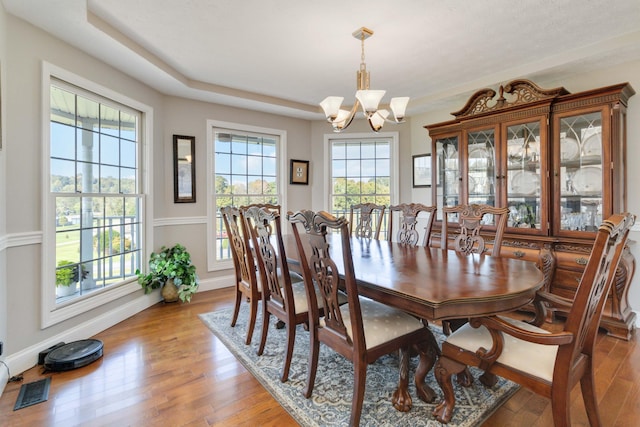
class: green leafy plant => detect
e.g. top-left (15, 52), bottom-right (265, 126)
top-left (56, 261), bottom-right (89, 287)
top-left (135, 244), bottom-right (199, 303)
top-left (56, 260), bottom-right (75, 287)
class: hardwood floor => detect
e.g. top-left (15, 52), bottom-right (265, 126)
top-left (1, 287), bottom-right (638, 426)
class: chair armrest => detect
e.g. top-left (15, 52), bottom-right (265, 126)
top-left (535, 290), bottom-right (573, 309)
top-left (471, 316), bottom-right (574, 346)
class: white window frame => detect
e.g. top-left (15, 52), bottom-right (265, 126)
top-left (323, 132), bottom-right (400, 214)
top-left (206, 120), bottom-right (287, 271)
top-left (41, 62), bottom-right (154, 328)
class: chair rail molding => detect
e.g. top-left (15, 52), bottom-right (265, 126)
top-left (154, 216), bottom-right (207, 227)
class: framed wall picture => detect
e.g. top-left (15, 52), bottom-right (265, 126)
top-left (173, 135), bottom-right (196, 203)
top-left (290, 159), bottom-right (309, 185)
top-left (412, 154), bottom-right (432, 188)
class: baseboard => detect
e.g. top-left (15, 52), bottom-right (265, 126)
top-left (0, 273), bottom-right (234, 398)
top-left (0, 361), bottom-right (8, 398)
top-left (197, 273), bottom-right (234, 292)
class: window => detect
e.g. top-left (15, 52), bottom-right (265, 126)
top-left (327, 133), bottom-right (399, 238)
top-left (207, 121), bottom-right (286, 270)
top-left (43, 64), bottom-right (151, 327)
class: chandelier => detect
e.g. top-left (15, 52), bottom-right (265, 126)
top-left (320, 27), bottom-right (410, 133)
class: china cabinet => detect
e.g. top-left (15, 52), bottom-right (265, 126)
top-left (425, 79), bottom-right (636, 339)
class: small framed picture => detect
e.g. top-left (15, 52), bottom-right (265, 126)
top-left (290, 159), bottom-right (309, 185)
top-left (173, 135), bottom-right (196, 203)
top-left (413, 154), bottom-right (432, 188)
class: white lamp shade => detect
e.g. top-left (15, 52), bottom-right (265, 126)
top-left (356, 90), bottom-right (386, 114)
top-left (320, 96), bottom-right (344, 119)
top-left (389, 97), bottom-right (410, 121)
top-left (369, 109), bottom-right (389, 132)
top-left (332, 109), bottom-right (352, 131)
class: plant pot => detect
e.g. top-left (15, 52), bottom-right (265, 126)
top-left (161, 279), bottom-right (179, 303)
top-left (56, 282), bottom-right (78, 297)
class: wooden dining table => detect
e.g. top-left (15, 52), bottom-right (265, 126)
top-left (283, 233), bottom-right (544, 321)
top-left (281, 233), bottom-right (545, 413)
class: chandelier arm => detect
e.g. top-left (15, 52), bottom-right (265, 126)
top-left (367, 117), bottom-right (381, 133)
top-left (381, 115), bottom-right (406, 124)
top-left (329, 100), bottom-right (360, 132)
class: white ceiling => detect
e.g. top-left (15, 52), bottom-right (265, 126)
top-left (5, 0), bottom-right (640, 120)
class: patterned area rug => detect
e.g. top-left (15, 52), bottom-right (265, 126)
top-left (199, 306), bottom-right (518, 426)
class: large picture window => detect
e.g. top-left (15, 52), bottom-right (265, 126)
top-left (327, 134), bottom-right (398, 239)
top-left (207, 122), bottom-right (285, 270)
top-left (44, 69), bottom-right (148, 326)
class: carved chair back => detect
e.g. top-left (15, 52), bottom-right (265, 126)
top-left (289, 210), bottom-right (360, 348)
top-left (349, 202), bottom-right (386, 240)
top-left (220, 206), bottom-right (258, 293)
top-left (441, 204), bottom-right (509, 256)
top-left (388, 203), bottom-right (437, 246)
top-left (220, 206), bottom-right (261, 344)
top-left (243, 206), bottom-right (290, 310)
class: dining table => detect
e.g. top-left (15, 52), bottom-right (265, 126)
top-left (281, 232), bottom-right (545, 415)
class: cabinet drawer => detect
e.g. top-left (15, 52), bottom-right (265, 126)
top-left (500, 246), bottom-right (539, 262)
top-left (554, 250), bottom-right (591, 272)
top-left (551, 268), bottom-right (582, 296)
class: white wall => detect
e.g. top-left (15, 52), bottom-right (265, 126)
top-left (0, 2), bottom-right (9, 388)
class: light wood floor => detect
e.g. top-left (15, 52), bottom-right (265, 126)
top-left (1, 287), bottom-right (638, 426)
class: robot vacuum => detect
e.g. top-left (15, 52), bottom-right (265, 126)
top-left (43, 339), bottom-right (104, 371)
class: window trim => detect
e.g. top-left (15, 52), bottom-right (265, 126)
top-left (323, 132), bottom-right (400, 212)
top-left (41, 62), bottom-right (154, 328)
top-left (206, 120), bottom-right (287, 271)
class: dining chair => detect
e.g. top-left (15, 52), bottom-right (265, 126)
top-left (387, 203), bottom-right (437, 246)
top-left (440, 203), bottom-right (510, 256)
top-left (349, 202), bottom-right (386, 239)
top-left (242, 202), bottom-right (281, 214)
top-left (288, 209), bottom-right (439, 427)
top-left (243, 206), bottom-right (314, 383)
top-left (440, 204), bottom-right (511, 334)
top-left (432, 213), bottom-right (635, 426)
top-left (220, 206), bottom-right (261, 345)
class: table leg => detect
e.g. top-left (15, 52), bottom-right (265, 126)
top-left (433, 355), bottom-right (467, 424)
top-left (392, 347), bottom-right (412, 412)
top-left (414, 329), bottom-right (439, 403)
top-left (392, 328), bottom-right (440, 411)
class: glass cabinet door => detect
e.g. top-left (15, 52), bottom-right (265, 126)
top-left (435, 135), bottom-right (460, 220)
top-left (467, 129), bottom-right (496, 207)
top-left (505, 121), bottom-right (544, 232)
top-left (557, 111), bottom-right (603, 234)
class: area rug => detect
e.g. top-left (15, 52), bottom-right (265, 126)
top-left (199, 307), bottom-right (518, 426)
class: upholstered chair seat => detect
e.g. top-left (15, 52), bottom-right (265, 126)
top-left (446, 316), bottom-right (557, 382)
top-left (330, 297), bottom-right (427, 349)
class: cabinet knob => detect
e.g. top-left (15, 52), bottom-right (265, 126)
top-left (575, 257), bottom-right (588, 265)
top-left (513, 250), bottom-right (525, 258)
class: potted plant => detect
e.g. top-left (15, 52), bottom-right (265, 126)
top-left (135, 244), bottom-right (199, 303)
top-left (56, 260), bottom-right (78, 297)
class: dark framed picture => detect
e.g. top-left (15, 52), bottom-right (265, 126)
top-left (413, 154), bottom-right (431, 188)
top-left (173, 135), bottom-right (196, 203)
top-left (290, 159), bottom-right (309, 185)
